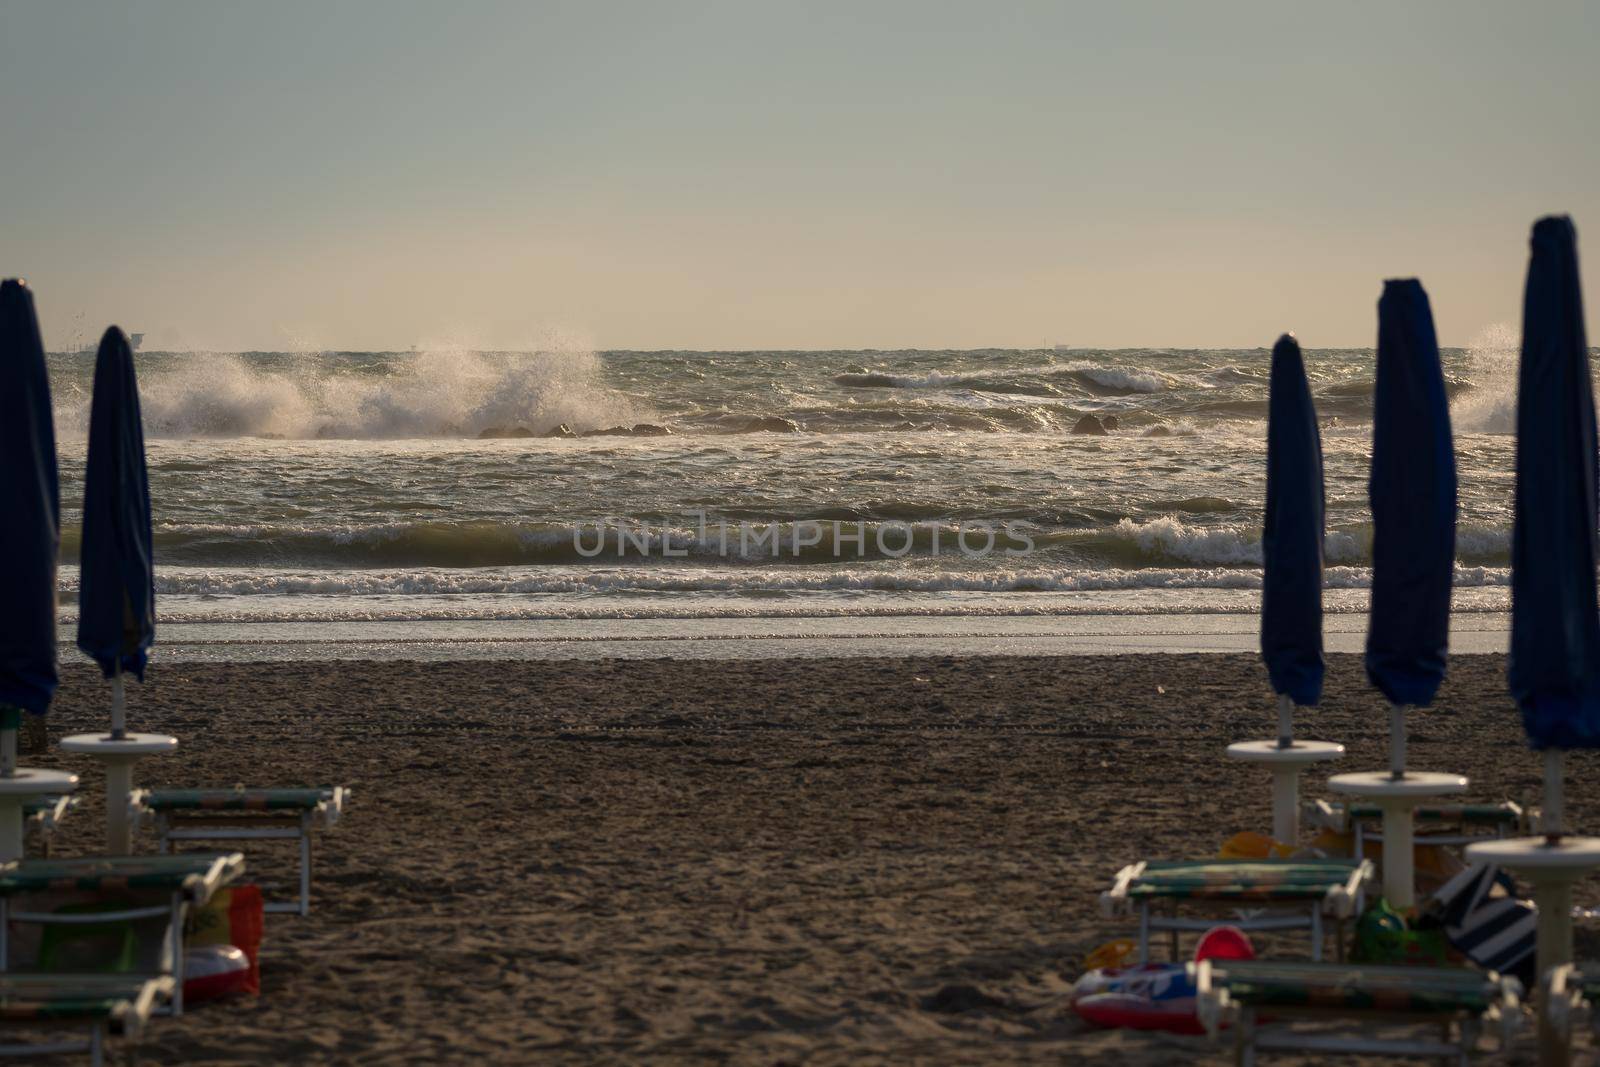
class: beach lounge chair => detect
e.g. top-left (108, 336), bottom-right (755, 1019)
top-left (1100, 858), bottom-right (1372, 963)
top-left (1305, 799), bottom-right (1532, 854)
top-left (1192, 958), bottom-right (1522, 1064)
top-left (0, 974), bottom-right (172, 1066)
top-left (134, 786), bottom-right (346, 916)
top-left (0, 852), bottom-right (244, 1016)
top-left (23, 795), bottom-right (77, 857)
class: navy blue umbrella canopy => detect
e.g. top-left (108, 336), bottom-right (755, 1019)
top-left (1365, 279), bottom-right (1457, 707)
top-left (76, 328), bottom-right (155, 681)
top-left (1260, 334), bottom-right (1326, 707)
top-left (0, 280), bottom-right (61, 716)
top-left (1509, 216), bottom-right (1600, 750)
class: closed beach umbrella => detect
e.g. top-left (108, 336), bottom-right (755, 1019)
top-left (76, 327), bottom-right (155, 738)
top-left (1467, 216), bottom-right (1600, 1067)
top-left (1366, 278), bottom-right (1457, 774)
top-left (1510, 216), bottom-right (1600, 766)
top-left (0, 280), bottom-right (78, 864)
top-left (0, 280), bottom-right (62, 737)
top-left (1260, 333), bottom-right (1325, 738)
top-left (1232, 333), bottom-right (1341, 848)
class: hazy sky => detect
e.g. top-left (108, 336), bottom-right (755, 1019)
top-left (2, 1), bottom-right (1596, 351)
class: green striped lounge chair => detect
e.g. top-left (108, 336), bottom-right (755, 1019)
top-left (0, 852), bottom-right (244, 1017)
top-left (0, 975), bottom-right (172, 1067)
top-left (1100, 858), bottom-right (1372, 963)
top-left (1192, 958), bottom-right (1522, 1065)
top-left (133, 786), bottom-right (347, 917)
top-left (1305, 798), bottom-right (1533, 854)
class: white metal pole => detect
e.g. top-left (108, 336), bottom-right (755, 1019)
top-left (0, 804), bottom-right (21, 862)
top-left (1276, 693), bottom-right (1293, 749)
top-left (1389, 704), bottom-right (1407, 780)
top-left (1543, 748), bottom-right (1565, 842)
top-left (1270, 767), bottom-right (1299, 844)
top-left (1533, 870), bottom-right (1577, 1067)
top-left (110, 667), bottom-right (126, 740)
top-left (1382, 799), bottom-right (1417, 908)
top-left (105, 759), bottom-right (133, 855)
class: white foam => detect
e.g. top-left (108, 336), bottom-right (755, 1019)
top-left (53, 561), bottom-right (1515, 600)
top-left (57, 347), bottom-right (647, 440)
top-left (1074, 365), bottom-right (1166, 394)
top-left (1451, 323), bottom-right (1518, 434)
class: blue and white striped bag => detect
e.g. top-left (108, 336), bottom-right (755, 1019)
top-left (1430, 862), bottom-right (1536, 983)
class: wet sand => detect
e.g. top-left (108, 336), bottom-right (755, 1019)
top-left (30, 654), bottom-right (1594, 1064)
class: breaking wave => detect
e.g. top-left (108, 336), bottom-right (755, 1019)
top-left (1451, 323), bottom-right (1519, 434)
top-left (53, 347), bottom-right (646, 440)
top-left (60, 515), bottom-right (1515, 570)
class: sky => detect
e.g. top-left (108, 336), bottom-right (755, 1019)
top-left (1, 1), bottom-right (1596, 352)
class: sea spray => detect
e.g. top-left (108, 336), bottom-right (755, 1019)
top-left (1451, 323), bottom-right (1519, 434)
top-left (53, 346), bottom-right (647, 439)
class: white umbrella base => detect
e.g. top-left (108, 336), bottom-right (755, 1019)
top-left (1227, 740), bottom-right (1344, 843)
top-left (58, 734), bottom-right (178, 856)
top-left (1329, 770), bottom-right (1468, 909)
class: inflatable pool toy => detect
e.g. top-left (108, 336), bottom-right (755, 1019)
top-left (183, 944), bottom-right (253, 1003)
top-left (1072, 962), bottom-right (1203, 1033)
top-left (1071, 926), bottom-right (1255, 1033)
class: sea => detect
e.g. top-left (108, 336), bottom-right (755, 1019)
top-left (47, 331), bottom-right (1541, 660)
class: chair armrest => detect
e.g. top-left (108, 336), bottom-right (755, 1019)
top-left (1302, 798), bottom-right (1346, 832)
top-left (1099, 862), bottom-right (1147, 917)
top-left (1323, 858), bottom-right (1374, 918)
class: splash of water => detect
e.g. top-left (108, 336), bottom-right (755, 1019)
top-left (1451, 322), bottom-right (1518, 434)
top-left (58, 344), bottom-right (648, 440)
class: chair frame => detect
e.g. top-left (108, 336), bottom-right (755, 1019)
top-left (0, 853), bottom-right (243, 1017)
top-left (1101, 859), bottom-right (1372, 963)
top-left (1193, 959), bottom-right (1521, 1066)
top-left (0, 975), bottom-right (172, 1067)
top-left (1305, 799), bottom-right (1532, 853)
top-left (138, 787), bottom-right (346, 917)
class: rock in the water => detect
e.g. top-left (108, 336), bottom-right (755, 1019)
top-left (630, 423), bottom-right (672, 436)
top-left (1071, 414), bottom-right (1107, 436)
top-left (742, 416), bottom-right (800, 433)
top-left (478, 425), bottom-right (535, 439)
top-left (1102, 415), bottom-right (1119, 431)
top-left (541, 424), bottom-right (578, 439)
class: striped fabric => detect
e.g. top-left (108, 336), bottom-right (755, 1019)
top-left (141, 787), bottom-right (335, 812)
top-left (1127, 859), bottom-right (1363, 901)
top-left (1206, 959), bottom-right (1501, 1015)
top-left (1432, 863), bottom-right (1536, 983)
top-left (0, 853), bottom-right (244, 898)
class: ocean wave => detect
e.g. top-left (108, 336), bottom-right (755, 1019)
top-left (53, 562), bottom-right (1514, 601)
top-left (833, 362), bottom-right (1166, 396)
top-left (1062, 364), bottom-right (1166, 394)
top-left (54, 348), bottom-right (647, 440)
top-left (63, 513), bottom-right (1517, 571)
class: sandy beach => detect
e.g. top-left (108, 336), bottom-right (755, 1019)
top-left (25, 652), bottom-right (1590, 1065)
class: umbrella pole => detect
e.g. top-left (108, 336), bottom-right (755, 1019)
top-left (1543, 748), bottom-right (1564, 843)
top-left (0, 707), bottom-right (19, 860)
top-left (0, 705), bottom-right (14, 779)
top-left (109, 666), bottom-right (126, 741)
top-left (1388, 704), bottom-right (1407, 779)
top-left (1276, 694), bottom-right (1292, 749)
